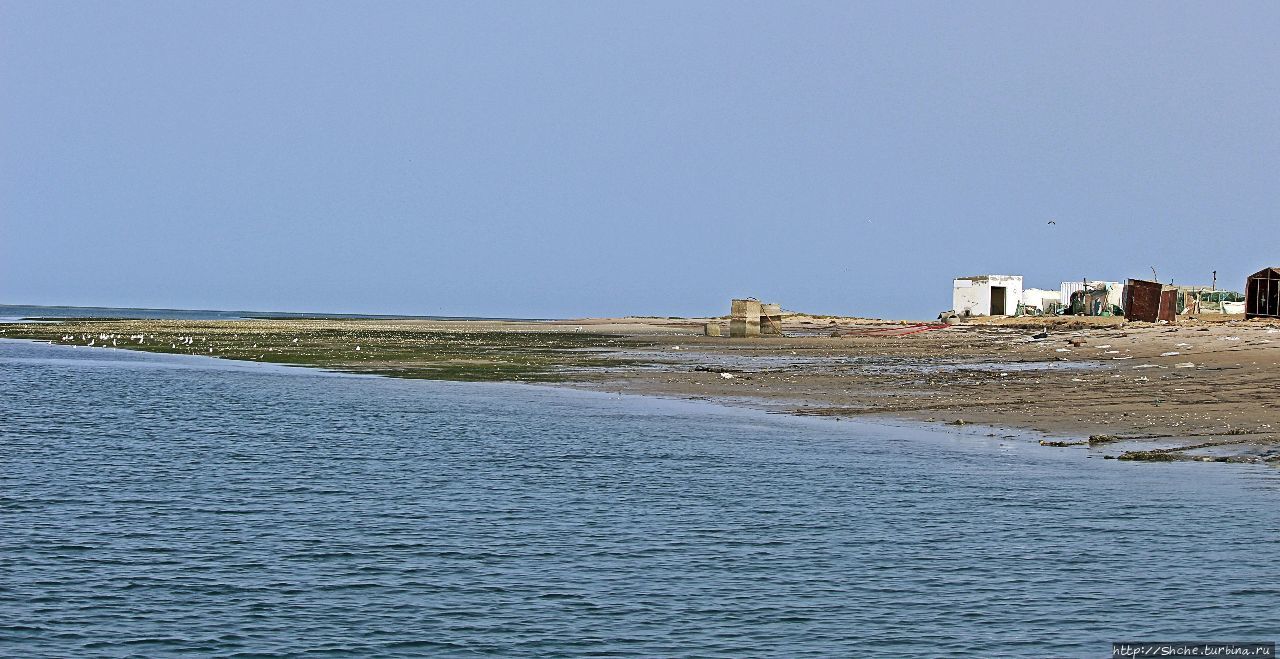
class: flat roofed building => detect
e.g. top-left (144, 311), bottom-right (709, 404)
top-left (952, 275), bottom-right (1023, 317)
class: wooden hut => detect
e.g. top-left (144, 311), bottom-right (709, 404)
top-left (1246, 267), bottom-right (1280, 319)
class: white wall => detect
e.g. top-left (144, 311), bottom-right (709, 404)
top-left (953, 279), bottom-right (988, 316)
top-left (1061, 281), bottom-right (1121, 310)
top-left (953, 276), bottom-right (1023, 316)
top-left (1022, 288), bottom-right (1062, 311)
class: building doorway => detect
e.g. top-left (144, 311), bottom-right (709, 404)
top-left (990, 286), bottom-right (1007, 315)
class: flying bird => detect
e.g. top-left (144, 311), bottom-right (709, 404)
top-left (1047, 220), bottom-right (1056, 225)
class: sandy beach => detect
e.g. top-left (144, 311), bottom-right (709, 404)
top-left (571, 315), bottom-right (1280, 464)
top-left (5, 313), bottom-right (1279, 464)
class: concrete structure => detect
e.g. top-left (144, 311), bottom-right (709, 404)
top-left (952, 275), bottom-right (1023, 317)
top-left (729, 298), bottom-right (762, 338)
top-left (728, 298), bottom-right (785, 337)
top-left (760, 303), bottom-right (783, 335)
top-left (1020, 288), bottom-right (1062, 314)
top-left (704, 322), bottom-right (722, 337)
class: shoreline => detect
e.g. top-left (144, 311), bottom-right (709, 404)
top-left (4, 313), bottom-right (1279, 465)
top-left (0, 336), bottom-right (1106, 470)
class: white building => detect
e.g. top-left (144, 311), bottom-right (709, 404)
top-left (952, 275), bottom-right (1023, 316)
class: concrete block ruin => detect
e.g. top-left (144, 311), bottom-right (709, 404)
top-left (724, 298), bottom-right (786, 338)
top-left (704, 322), bottom-right (722, 337)
top-left (729, 298), bottom-right (762, 338)
top-left (760, 303), bottom-right (783, 335)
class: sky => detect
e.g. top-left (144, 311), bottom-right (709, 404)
top-left (2, 1), bottom-right (1278, 319)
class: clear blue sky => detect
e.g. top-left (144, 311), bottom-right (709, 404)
top-left (2, 1), bottom-right (1277, 319)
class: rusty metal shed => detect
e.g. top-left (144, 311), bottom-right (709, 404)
top-left (1246, 267), bottom-right (1280, 319)
top-left (1159, 289), bottom-right (1178, 323)
top-left (1123, 279), bottom-right (1161, 322)
top-left (1123, 279), bottom-right (1177, 323)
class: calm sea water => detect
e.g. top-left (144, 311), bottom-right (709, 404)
top-left (2, 340), bottom-right (1278, 657)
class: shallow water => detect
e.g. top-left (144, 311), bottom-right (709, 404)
top-left (2, 340), bottom-right (1278, 657)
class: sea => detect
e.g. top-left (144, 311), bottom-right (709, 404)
top-left (2, 338), bottom-right (1278, 657)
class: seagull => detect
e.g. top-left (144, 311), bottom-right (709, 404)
top-left (1047, 220), bottom-right (1056, 225)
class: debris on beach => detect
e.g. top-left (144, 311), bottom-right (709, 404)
top-left (1117, 450), bottom-right (1181, 462)
top-left (1039, 439), bottom-right (1087, 447)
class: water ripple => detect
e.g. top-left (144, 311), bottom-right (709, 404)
top-left (2, 340), bottom-right (1279, 657)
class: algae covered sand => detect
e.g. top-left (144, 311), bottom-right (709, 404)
top-left (0, 319), bottom-right (650, 382)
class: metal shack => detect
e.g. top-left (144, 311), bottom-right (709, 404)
top-left (1123, 279), bottom-right (1177, 323)
top-left (1246, 267), bottom-right (1280, 319)
top-left (952, 275), bottom-right (1023, 317)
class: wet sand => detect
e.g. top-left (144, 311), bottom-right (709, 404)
top-left (5, 313), bottom-right (1279, 464)
top-left (570, 315), bottom-right (1280, 464)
